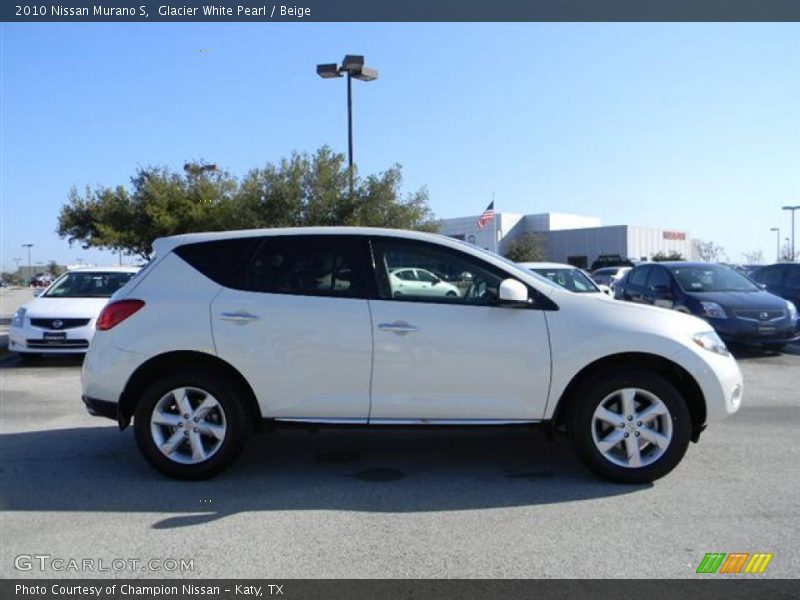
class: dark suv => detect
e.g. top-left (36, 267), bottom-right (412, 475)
top-left (750, 263), bottom-right (800, 311)
top-left (615, 262), bottom-right (799, 349)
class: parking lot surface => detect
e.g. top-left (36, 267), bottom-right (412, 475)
top-left (1, 345), bottom-right (798, 578)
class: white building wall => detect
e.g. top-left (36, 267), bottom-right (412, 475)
top-left (545, 226), bottom-right (629, 265)
top-left (627, 226), bottom-right (692, 261)
top-left (546, 213), bottom-right (602, 231)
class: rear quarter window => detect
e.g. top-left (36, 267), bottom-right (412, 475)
top-left (174, 238), bottom-right (262, 288)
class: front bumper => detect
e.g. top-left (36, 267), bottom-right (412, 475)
top-left (82, 395), bottom-right (118, 421)
top-left (9, 321), bottom-right (94, 354)
top-left (704, 317), bottom-right (799, 346)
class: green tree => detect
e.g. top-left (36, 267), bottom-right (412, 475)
top-left (651, 251), bottom-right (685, 262)
top-left (57, 147), bottom-right (437, 260)
top-left (503, 233), bottom-right (546, 263)
top-left (46, 261), bottom-right (63, 278)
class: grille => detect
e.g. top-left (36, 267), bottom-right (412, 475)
top-left (26, 339), bottom-right (90, 349)
top-left (30, 318), bottom-right (91, 330)
top-left (733, 309), bottom-right (785, 322)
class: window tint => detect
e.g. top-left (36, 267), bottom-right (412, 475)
top-left (175, 238), bottom-right (262, 289)
top-left (754, 265), bottom-right (784, 287)
top-left (245, 236), bottom-right (370, 298)
top-left (785, 266), bottom-right (800, 288)
top-left (393, 269), bottom-right (417, 281)
top-left (374, 238), bottom-right (507, 305)
top-left (671, 265), bottom-right (758, 293)
top-left (628, 266), bottom-right (651, 287)
top-left (647, 267), bottom-right (671, 290)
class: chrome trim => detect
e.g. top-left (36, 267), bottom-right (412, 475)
top-left (275, 418), bottom-right (539, 425)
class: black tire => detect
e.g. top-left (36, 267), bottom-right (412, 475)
top-left (568, 370), bottom-right (691, 484)
top-left (134, 370), bottom-right (249, 480)
top-left (445, 291), bottom-right (458, 297)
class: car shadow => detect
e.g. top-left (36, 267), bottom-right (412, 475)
top-left (730, 341), bottom-right (800, 361)
top-left (0, 426), bottom-right (648, 528)
top-left (0, 354), bottom-right (85, 369)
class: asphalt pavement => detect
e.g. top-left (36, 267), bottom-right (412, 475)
top-left (1, 345), bottom-right (798, 578)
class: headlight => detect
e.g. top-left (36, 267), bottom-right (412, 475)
top-left (692, 331), bottom-right (730, 356)
top-left (787, 301), bottom-right (797, 322)
top-left (700, 301), bottom-right (727, 319)
top-left (11, 307), bottom-right (26, 328)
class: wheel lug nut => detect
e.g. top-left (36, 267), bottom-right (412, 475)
top-left (635, 432), bottom-right (640, 437)
top-left (193, 428), bottom-right (199, 433)
top-left (178, 422), bottom-right (183, 427)
top-left (636, 421), bottom-right (642, 426)
top-left (619, 422), bottom-right (625, 428)
top-left (183, 414), bottom-right (190, 419)
top-left (627, 415), bottom-right (633, 421)
top-left (193, 417), bottom-right (199, 423)
top-left (183, 431), bottom-right (189, 436)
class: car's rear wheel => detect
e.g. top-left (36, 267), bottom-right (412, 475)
top-left (568, 370), bottom-right (691, 484)
top-left (134, 370), bottom-right (248, 480)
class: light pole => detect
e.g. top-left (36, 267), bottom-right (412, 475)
top-left (22, 243), bottom-right (33, 284)
top-left (783, 205), bottom-right (800, 261)
top-left (316, 55), bottom-right (379, 196)
top-left (770, 227), bottom-right (780, 262)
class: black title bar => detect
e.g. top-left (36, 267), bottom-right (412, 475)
top-left (3, 0), bottom-right (800, 22)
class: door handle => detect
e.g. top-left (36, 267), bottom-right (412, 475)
top-left (378, 321), bottom-right (419, 334)
top-left (219, 311), bottom-right (260, 322)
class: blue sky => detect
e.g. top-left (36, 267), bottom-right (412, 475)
top-left (1, 23), bottom-right (798, 270)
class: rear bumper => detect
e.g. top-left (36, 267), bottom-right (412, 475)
top-left (82, 395), bottom-right (118, 421)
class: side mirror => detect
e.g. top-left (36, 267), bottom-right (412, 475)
top-left (431, 278), bottom-right (440, 285)
top-left (499, 279), bottom-right (529, 305)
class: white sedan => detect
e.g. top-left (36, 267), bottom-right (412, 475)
top-left (9, 266), bottom-right (139, 358)
top-left (519, 262), bottom-right (612, 296)
top-left (388, 267), bottom-right (461, 298)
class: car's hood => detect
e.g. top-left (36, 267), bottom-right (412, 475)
top-left (22, 296), bottom-right (110, 318)
top-left (686, 290), bottom-right (788, 310)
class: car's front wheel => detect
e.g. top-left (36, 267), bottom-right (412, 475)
top-left (568, 370), bottom-right (691, 484)
top-left (134, 370), bottom-right (248, 480)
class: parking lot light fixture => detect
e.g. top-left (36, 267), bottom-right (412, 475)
top-left (316, 54), bottom-right (379, 196)
top-left (782, 206), bottom-right (800, 261)
top-left (22, 243), bottom-right (33, 284)
top-left (770, 228), bottom-right (780, 262)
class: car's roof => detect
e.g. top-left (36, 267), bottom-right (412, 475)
top-left (66, 266), bottom-right (140, 273)
top-left (518, 262), bottom-right (578, 270)
top-left (652, 262), bottom-right (728, 269)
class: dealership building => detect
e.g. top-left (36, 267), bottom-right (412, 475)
top-left (438, 211), bottom-right (694, 269)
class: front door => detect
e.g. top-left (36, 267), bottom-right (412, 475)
top-left (367, 237), bottom-right (552, 421)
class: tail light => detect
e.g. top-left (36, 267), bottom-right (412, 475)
top-left (96, 299), bottom-right (145, 331)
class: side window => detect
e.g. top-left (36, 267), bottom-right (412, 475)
top-left (647, 267), bottom-right (671, 290)
top-left (394, 269), bottom-right (417, 281)
top-left (755, 266), bottom-right (784, 287)
top-left (175, 237), bottom-right (263, 289)
top-left (245, 236), bottom-right (371, 298)
top-left (373, 238), bottom-right (507, 305)
top-left (628, 266), bottom-right (651, 288)
top-left (785, 266), bottom-right (800, 288)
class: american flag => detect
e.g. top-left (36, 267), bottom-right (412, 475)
top-left (477, 201), bottom-right (495, 229)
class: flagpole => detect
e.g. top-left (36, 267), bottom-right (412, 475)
top-left (492, 192), bottom-right (498, 254)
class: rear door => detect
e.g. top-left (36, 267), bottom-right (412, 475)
top-left (207, 235), bottom-right (375, 420)
top-left (367, 237), bottom-right (552, 421)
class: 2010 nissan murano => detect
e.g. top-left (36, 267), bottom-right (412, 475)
top-left (82, 228), bottom-right (743, 483)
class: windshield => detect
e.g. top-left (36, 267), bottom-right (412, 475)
top-left (670, 264), bottom-right (759, 293)
top-left (530, 267), bottom-right (600, 293)
top-left (44, 271), bottom-right (136, 298)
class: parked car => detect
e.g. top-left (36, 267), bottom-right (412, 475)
top-left (591, 266), bottom-right (632, 291)
top-left (9, 267), bottom-right (140, 358)
top-left (749, 263), bottom-right (800, 315)
top-left (82, 228), bottom-right (742, 484)
top-left (388, 267), bottom-right (461, 298)
top-left (590, 256), bottom-right (635, 272)
top-left (614, 262), bottom-right (799, 349)
top-left (519, 262), bottom-right (611, 295)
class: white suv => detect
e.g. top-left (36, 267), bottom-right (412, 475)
top-left (82, 228), bottom-right (743, 483)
